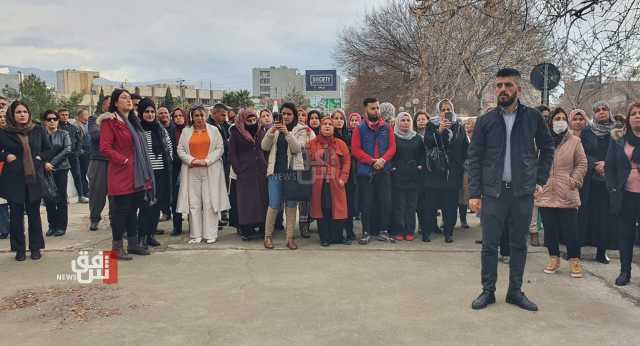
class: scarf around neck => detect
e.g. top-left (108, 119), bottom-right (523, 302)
top-left (4, 124), bottom-right (37, 184)
top-left (591, 118), bottom-right (615, 138)
top-left (121, 112), bottom-right (156, 204)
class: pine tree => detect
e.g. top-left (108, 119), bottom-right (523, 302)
top-left (163, 87), bottom-right (176, 111)
top-left (95, 87), bottom-right (105, 115)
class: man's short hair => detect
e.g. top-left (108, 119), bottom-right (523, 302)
top-left (76, 108), bottom-right (88, 117)
top-left (363, 97), bottom-right (379, 107)
top-left (213, 102), bottom-right (230, 111)
top-left (57, 108), bottom-right (69, 114)
top-left (496, 68), bottom-right (521, 79)
top-left (130, 93), bottom-right (142, 100)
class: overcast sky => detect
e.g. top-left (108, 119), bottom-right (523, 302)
top-left (0, 0), bottom-right (387, 90)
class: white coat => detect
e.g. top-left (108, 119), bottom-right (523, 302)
top-left (176, 124), bottom-right (230, 216)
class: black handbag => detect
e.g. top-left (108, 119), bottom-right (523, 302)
top-left (282, 149), bottom-right (313, 202)
top-left (425, 132), bottom-right (449, 179)
top-left (38, 167), bottom-right (58, 203)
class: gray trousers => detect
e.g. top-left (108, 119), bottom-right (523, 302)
top-left (481, 187), bottom-right (533, 294)
top-left (87, 159), bottom-right (109, 223)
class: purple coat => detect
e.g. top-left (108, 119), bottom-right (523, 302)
top-left (228, 126), bottom-right (268, 226)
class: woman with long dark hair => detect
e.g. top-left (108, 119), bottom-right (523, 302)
top-left (308, 110), bottom-right (321, 136)
top-left (261, 102), bottom-right (312, 250)
top-left (0, 101), bottom-right (52, 261)
top-left (138, 98), bottom-right (173, 249)
top-left (229, 109), bottom-right (268, 241)
top-left (169, 107), bottom-right (187, 236)
top-left (41, 110), bottom-right (72, 237)
top-left (99, 89), bottom-right (153, 260)
top-left (607, 102), bottom-right (640, 286)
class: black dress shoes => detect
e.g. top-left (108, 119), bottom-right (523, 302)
top-left (471, 291), bottom-right (496, 310)
top-left (15, 251), bottom-right (26, 261)
top-left (89, 221), bottom-right (99, 231)
top-left (615, 272), bottom-right (631, 286)
top-left (506, 291), bottom-right (538, 311)
top-left (30, 249), bottom-right (42, 260)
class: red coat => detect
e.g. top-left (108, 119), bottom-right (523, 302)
top-left (309, 136), bottom-right (351, 220)
top-left (100, 118), bottom-right (138, 196)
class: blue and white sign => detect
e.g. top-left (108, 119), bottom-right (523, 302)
top-left (305, 70), bottom-right (337, 91)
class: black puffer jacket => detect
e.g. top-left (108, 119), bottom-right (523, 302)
top-left (391, 135), bottom-right (425, 190)
top-left (467, 102), bottom-right (554, 199)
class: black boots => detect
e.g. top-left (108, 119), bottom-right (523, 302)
top-left (127, 236), bottom-right (150, 256)
top-left (505, 291), bottom-right (538, 311)
top-left (471, 291), bottom-right (496, 310)
top-left (89, 221), bottom-right (99, 231)
top-left (615, 272), bottom-right (631, 286)
top-left (147, 233), bottom-right (161, 247)
top-left (112, 240), bottom-right (132, 260)
top-left (596, 249), bottom-right (610, 264)
top-left (299, 222), bottom-right (310, 238)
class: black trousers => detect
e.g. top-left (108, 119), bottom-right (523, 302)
top-left (539, 207), bottom-right (580, 259)
top-left (392, 188), bottom-right (418, 236)
top-left (9, 189), bottom-right (44, 252)
top-left (423, 187), bottom-right (458, 237)
top-left (88, 160), bottom-right (110, 223)
top-left (68, 155), bottom-right (85, 197)
top-left (172, 181), bottom-right (183, 234)
top-left (140, 170), bottom-right (169, 237)
top-left (44, 169), bottom-right (69, 231)
top-left (619, 191), bottom-right (640, 274)
top-left (358, 173), bottom-right (392, 236)
top-left (78, 153), bottom-right (90, 197)
top-left (481, 187), bottom-right (533, 294)
top-left (458, 204), bottom-right (468, 225)
top-left (318, 219), bottom-right (345, 244)
top-left (111, 191), bottom-right (144, 241)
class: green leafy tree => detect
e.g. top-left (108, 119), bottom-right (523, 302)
top-left (57, 92), bottom-right (86, 116)
top-left (18, 74), bottom-right (57, 121)
top-left (163, 87), bottom-right (176, 111)
top-left (222, 89), bottom-right (254, 108)
top-left (134, 86), bottom-right (141, 96)
top-left (285, 88), bottom-right (310, 108)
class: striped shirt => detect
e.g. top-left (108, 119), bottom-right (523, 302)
top-left (143, 130), bottom-right (172, 171)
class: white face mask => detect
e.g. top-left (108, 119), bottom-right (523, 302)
top-left (553, 120), bottom-right (568, 134)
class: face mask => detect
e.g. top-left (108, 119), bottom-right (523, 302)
top-left (553, 120), bottom-right (568, 134)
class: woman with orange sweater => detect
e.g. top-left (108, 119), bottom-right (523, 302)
top-left (176, 105), bottom-right (230, 244)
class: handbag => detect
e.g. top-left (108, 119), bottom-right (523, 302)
top-left (38, 167), bottom-right (58, 203)
top-left (282, 133), bottom-right (313, 202)
top-left (425, 132), bottom-right (449, 179)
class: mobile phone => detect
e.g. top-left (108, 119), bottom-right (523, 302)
top-left (272, 111), bottom-right (282, 123)
top-left (445, 112), bottom-right (453, 122)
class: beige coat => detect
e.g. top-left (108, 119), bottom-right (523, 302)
top-left (176, 124), bottom-right (231, 215)
top-left (261, 123), bottom-right (315, 176)
top-left (535, 132), bottom-right (588, 209)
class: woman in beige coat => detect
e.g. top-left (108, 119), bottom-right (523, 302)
top-left (260, 102), bottom-right (315, 250)
top-left (535, 110), bottom-right (587, 278)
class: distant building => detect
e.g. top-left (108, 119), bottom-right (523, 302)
top-left (251, 66), bottom-right (343, 110)
top-left (95, 83), bottom-right (224, 108)
top-left (560, 77), bottom-right (640, 116)
top-left (56, 69), bottom-right (100, 97)
top-left (252, 66), bottom-right (304, 99)
top-left (0, 72), bottom-right (21, 97)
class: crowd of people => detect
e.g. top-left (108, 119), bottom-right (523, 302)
top-left (0, 67), bottom-right (639, 311)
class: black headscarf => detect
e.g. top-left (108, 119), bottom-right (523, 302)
top-left (138, 98), bottom-right (164, 156)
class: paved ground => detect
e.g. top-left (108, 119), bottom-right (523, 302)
top-left (1, 203), bottom-right (639, 346)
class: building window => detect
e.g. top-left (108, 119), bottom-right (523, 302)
top-left (260, 86), bottom-right (270, 93)
top-left (260, 71), bottom-right (270, 78)
top-left (260, 78), bottom-right (270, 84)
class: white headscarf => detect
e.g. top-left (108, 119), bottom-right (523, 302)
top-left (394, 112), bottom-right (417, 140)
top-left (432, 98), bottom-right (458, 141)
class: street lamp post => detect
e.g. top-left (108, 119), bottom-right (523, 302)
top-left (177, 79), bottom-right (185, 109)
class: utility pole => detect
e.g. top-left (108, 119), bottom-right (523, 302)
top-left (177, 79), bottom-right (185, 109)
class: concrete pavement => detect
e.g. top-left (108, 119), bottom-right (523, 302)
top-left (0, 203), bottom-right (639, 346)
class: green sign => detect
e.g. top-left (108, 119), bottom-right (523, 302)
top-left (323, 98), bottom-right (342, 110)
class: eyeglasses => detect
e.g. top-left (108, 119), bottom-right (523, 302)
top-left (45, 118), bottom-right (58, 122)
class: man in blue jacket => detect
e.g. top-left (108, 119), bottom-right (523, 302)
top-left (468, 68), bottom-right (554, 312)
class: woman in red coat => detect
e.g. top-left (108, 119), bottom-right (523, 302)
top-left (99, 89), bottom-right (154, 260)
top-left (309, 116), bottom-right (351, 246)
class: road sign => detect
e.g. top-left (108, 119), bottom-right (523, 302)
top-left (323, 98), bottom-right (342, 110)
top-left (306, 70), bottom-right (337, 91)
top-left (530, 63), bottom-right (561, 106)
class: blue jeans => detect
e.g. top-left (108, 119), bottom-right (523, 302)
top-left (0, 204), bottom-right (8, 235)
top-left (268, 175), bottom-right (298, 210)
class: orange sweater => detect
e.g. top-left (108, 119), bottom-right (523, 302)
top-left (189, 130), bottom-right (210, 161)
